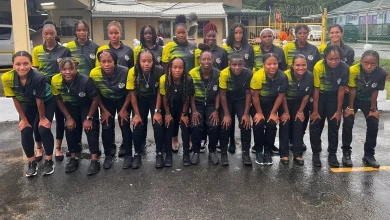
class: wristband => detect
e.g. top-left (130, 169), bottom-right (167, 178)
top-left (297, 112), bottom-right (303, 115)
top-left (134, 114), bottom-right (139, 118)
top-left (346, 107), bottom-right (354, 111)
top-left (165, 114), bottom-right (172, 118)
top-left (66, 115), bottom-right (71, 119)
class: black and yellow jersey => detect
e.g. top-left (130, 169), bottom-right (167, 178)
top-left (219, 67), bottom-right (252, 102)
top-left (133, 45), bottom-right (163, 66)
top-left (284, 40), bottom-right (320, 72)
top-left (250, 68), bottom-right (288, 103)
top-left (66, 39), bottom-right (99, 76)
top-left (313, 60), bottom-right (349, 94)
top-left (348, 64), bottom-right (386, 101)
top-left (194, 45), bottom-right (228, 71)
top-left (32, 43), bottom-right (71, 83)
top-left (126, 65), bottom-right (164, 98)
top-left (96, 42), bottom-right (134, 69)
top-left (223, 44), bottom-right (254, 70)
top-left (159, 74), bottom-right (194, 102)
top-left (318, 42), bottom-right (355, 66)
top-left (51, 73), bottom-right (98, 106)
top-left (90, 65), bottom-right (129, 99)
top-left (1, 69), bottom-right (53, 105)
top-left (284, 69), bottom-right (313, 100)
top-left (189, 66), bottom-right (220, 106)
top-left (162, 40), bottom-right (197, 74)
top-left (253, 44), bottom-right (287, 71)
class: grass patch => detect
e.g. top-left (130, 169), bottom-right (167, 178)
top-left (386, 81), bottom-right (390, 100)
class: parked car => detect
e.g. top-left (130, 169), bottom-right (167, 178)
top-left (307, 25), bottom-right (322, 41)
top-left (0, 24), bottom-right (35, 66)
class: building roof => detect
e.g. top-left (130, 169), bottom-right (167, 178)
top-left (328, 0), bottom-right (390, 15)
top-left (92, 0), bottom-right (227, 18)
top-left (223, 4), bottom-right (269, 16)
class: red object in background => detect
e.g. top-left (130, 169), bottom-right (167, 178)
top-left (276, 10), bottom-right (281, 23)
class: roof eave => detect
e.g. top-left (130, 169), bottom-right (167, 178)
top-left (92, 12), bottom-right (161, 18)
top-left (160, 14), bottom-right (227, 19)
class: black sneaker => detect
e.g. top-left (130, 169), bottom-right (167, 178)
top-left (103, 156), bottom-right (114, 169)
top-left (165, 153), bottom-right (173, 167)
top-left (363, 155), bottom-right (380, 168)
top-left (342, 153), bottom-right (353, 167)
top-left (328, 154), bottom-right (340, 167)
top-left (65, 158), bottom-right (79, 173)
top-left (155, 153), bottom-right (164, 168)
top-left (293, 157), bottom-right (305, 166)
top-left (132, 154), bottom-right (142, 169)
top-left (242, 153), bottom-right (252, 166)
top-left (118, 144), bottom-right (125, 158)
top-left (26, 161), bottom-right (38, 177)
top-left (228, 142), bottom-right (236, 154)
top-left (251, 146), bottom-right (256, 154)
top-left (42, 160), bottom-right (55, 175)
top-left (65, 151), bottom-right (71, 157)
top-left (271, 145), bottom-right (279, 155)
top-left (312, 154), bottom-right (322, 167)
top-left (183, 153), bottom-right (191, 166)
top-left (264, 153), bottom-right (273, 165)
top-left (122, 156), bottom-right (132, 169)
top-left (191, 153), bottom-right (200, 165)
top-left (221, 153), bottom-right (229, 166)
top-left (209, 152), bottom-right (219, 165)
top-left (87, 160), bottom-right (100, 176)
top-left (255, 153), bottom-right (265, 165)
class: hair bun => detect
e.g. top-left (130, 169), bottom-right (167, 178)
top-left (175, 15), bottom-right (186, 24)
top-left (198, 43), bottom-right (211, 52)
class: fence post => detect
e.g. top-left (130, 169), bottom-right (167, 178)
top-left (321, 8), bottom-right (327, 45)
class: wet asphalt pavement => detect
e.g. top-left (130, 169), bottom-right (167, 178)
top-left (1, 113), bottom-right (390, 220)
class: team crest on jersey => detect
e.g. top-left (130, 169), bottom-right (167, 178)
top-left (277, 86), bottom-right (281, 91)
top-left (118, 83), bottom-right (126, 88)
top-left (125, 55), bottom-right (130, 61)
top-left (90, 53), bottom-right (96, 59)
top-left (32, 89), bottom-right (36, 95)
top-left (190, 50), bottom-right (194, 54)
top-left (310, 97), bottom-right (313, 102)
top-left (245, 54), bottom-right (249, 59)
top-left (308, 55), bottom-right (313, 61)
top-left (79, 92), bottom-right (86, 97)
top-left (213, 85), bottom-right (218, 91)
top-left (337, 78), bottom-right (341, 85)
top-left (157, 56), bottom-right (161, 62)
top-left (155, 82), bottom-right (159, 87)
top-left (305, 87), bottom-right (310, 92)
top-left (216, 58), bottom-right (221, 64)
top-left (372, 83), bottom-right (377, 88)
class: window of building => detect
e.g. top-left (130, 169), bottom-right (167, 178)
top-left (59, 16), bottom-right (83, 37)
top-left (103, 20), bottom-right (125, 40)
top-left (158, 21), bottom-right (171, 38)
top-left (0, 27), bottom-right (11, 40)
top-left (197, 21), bottom-right (210, 38)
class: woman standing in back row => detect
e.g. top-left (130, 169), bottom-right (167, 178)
top-left (32, 23), bottom-right (71, 162)
top-left (162, 15), bottom-right (197, 152)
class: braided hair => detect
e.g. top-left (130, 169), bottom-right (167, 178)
top-left (140, 25), bottom-right (157, 48)
top-left (73, 19), bottom-right (90, 38)
top-left (165, 57), bottom-right (189, 106)
top-left (323, 45), bottom-right (343, 73)
top-left (361, 50), bottom-right (380, 65)
top-left (134, 50), bottom-right (156, 94)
